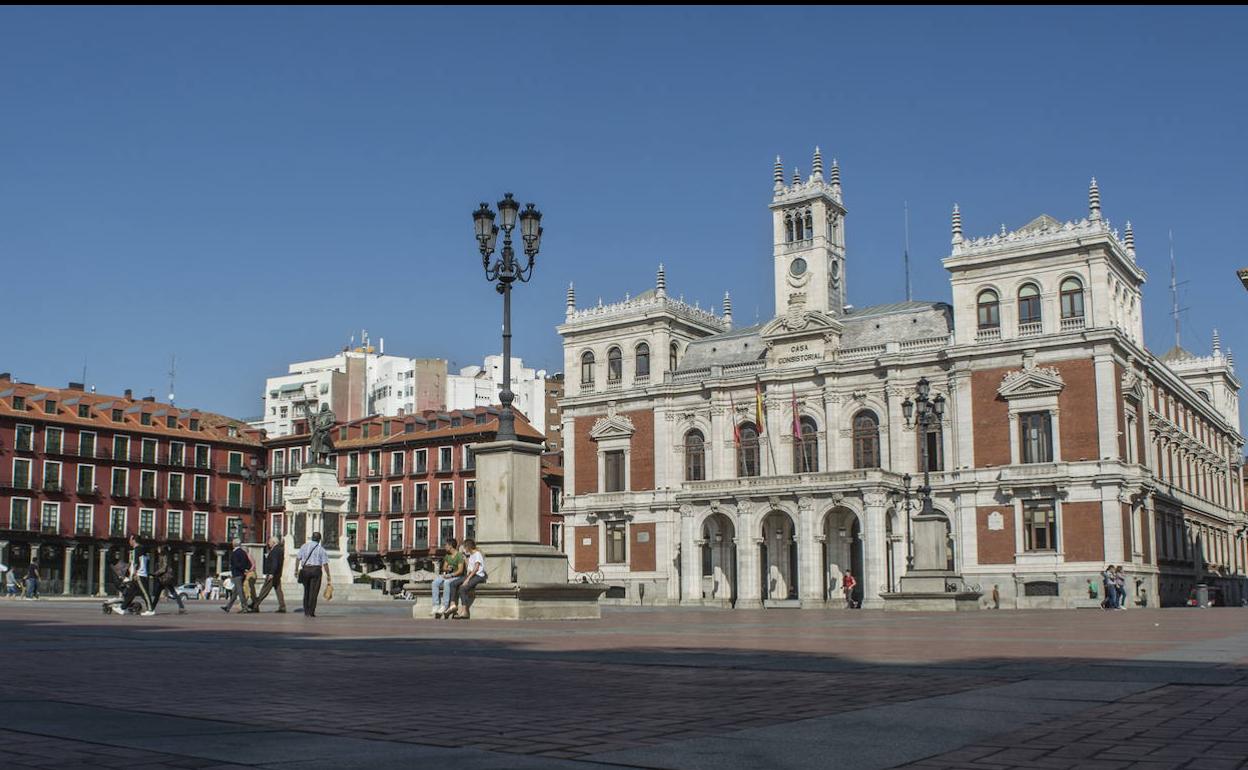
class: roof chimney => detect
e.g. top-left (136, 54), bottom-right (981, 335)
top-left (0, 372), bottom-right (10, 382)
top-left (68, 382), bottom-right (85, 391)
top-left (124, 389), bottom-right (133, 399)
top-left (142, 395), bottom-right (156, 403)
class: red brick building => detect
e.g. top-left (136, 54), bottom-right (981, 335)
top-left (0, 375), bottom-right (265, 594)
top-left (263, 406), bottom-right (562, 576)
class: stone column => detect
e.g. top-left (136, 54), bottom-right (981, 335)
top-left (183, 551), bottom-right (193, 583)
top-left (1093, 351), bottom-right (1120, 462)
top-left (862, 492), bottom-right (888, 609)
top-left (86, 543), bottom-right (96, 596)
top-left (96, 545), bottom-right (110, 596)
top-left (735, 506), bottom-right (762, 609)
top-left (798, 499), bottom-right (822, 607)
top-left (214, 549), bottom-right (224, 576)
top-left (61, 543), bottom-right (75, 595)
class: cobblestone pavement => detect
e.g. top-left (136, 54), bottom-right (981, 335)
top-left (0, 600), bottom-right (1245, 769)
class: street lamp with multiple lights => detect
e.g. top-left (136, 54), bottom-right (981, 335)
top-left (473, 193), bottom-right (543, 442)
top-left (901, 377), bottom-right (946, 570)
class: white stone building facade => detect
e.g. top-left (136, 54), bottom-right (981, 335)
top-left (556, 150), bottom-right (1247, 610)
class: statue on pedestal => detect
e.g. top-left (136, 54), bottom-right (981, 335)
top-left (308, 406), bottom-right (336, 466)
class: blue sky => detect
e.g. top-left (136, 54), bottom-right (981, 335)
top-left (2, 7), bottom-right (1246, 433)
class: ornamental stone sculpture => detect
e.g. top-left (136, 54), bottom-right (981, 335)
top-left (308, 406), bottom-right (336, 466)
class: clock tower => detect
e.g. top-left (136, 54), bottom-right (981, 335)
top-left (769, 147), bottom-right (847, 319)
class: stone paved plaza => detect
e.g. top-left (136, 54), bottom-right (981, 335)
top-left (0, 601), bottom-right (1246, 770)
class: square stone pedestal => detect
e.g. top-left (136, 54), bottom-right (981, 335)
top-left (882, 570), bottom-right (982, 611)
top-left (412, 437), bottom-right (605, 621)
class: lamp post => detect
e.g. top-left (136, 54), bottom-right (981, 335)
top-left (901, 377), bottom-right (946, 569)
top-left (473, 193), bottom-right (543, 442)
top-left (901, 472), bottom-right (914, 570)
top-left (240, 456), bottom-right (268, 543)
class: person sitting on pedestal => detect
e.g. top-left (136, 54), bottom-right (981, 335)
top-left (453, 539), bottom-right (487, 621)
top-left (431, 537), bottom-right (465, 619)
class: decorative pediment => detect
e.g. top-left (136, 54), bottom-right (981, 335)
top-left (590, 413), bottom-right (636, 440)
top-left (760, 309), bottom-right (843, 341)
top-left (1120, 369), bottom-right (1145, 401)
top-left (998, 366), bottom-right (1065, 399)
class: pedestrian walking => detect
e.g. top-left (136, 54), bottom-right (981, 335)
top-left (24, 559), bottom-right (40, 599)
top-left (992, 584), bottom-right (1000, 609)
top-left (251, 537), bottom-right (287, 613)
top-left (841, 570), bottom-right (857, 609)
top-left (1113, 566), bottom-right (1127, 610)
top-left (149, 546), bottom-right (186, 614)
top-left (1101, 565), bottom-right (1117, 610)
top-left (222, 539), bottom-right (256, 613)
top-left (295, 531), bottom-right (330, 618)
top-left (4, 566), bottom-right (17, 597)
top-left (114, 535), bottom-right (153, 615)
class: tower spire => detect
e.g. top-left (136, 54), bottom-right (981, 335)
top-left (566, 282), bottom-right (576, 317)
top-left (791, 167), bottom-right (801, 186)
top-left (773, 155), bottom-right (784, 189)
top-left (656, 263), bottom-right (666, 298)
top-left (1213, 328), bottom-right (1222, 355)
top-left (723, 291), bottom-right (733, 327)
top-left (829, 158), bottom-right (841, 202)
top-left (1124, 220), bottom-right (1135, 257)
top-left (811, 146), bottom-right (823, 181)
top-left (1089, 177), bottom-right (1102, 221)
top-left (951, 203), bottom-right (963, 245)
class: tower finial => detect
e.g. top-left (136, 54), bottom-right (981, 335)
top-left (566, 282), bottom-right (576, 316)
top-left (1123, 220), bottom-right (1135, 256)
top-left (656, 263), bottom-right (666, 297)
top-left (1213, 328), bottom-right (1222, 355)
top-left (791, 167), bottom-right (801, 186)
top-left (723, 291), bottom-right (733, 327)
top-left (951, 203), bottom-right (963, 245)
top-left (1089, 177), bottom-right (1102, 221)
top-left (829, 158), bottom-right (841, 202)
top-left (773, 155), bottom-right (784, 188)
top-left (811, 146), bottom-right (823, 181)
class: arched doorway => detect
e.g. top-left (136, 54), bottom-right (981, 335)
top-left (760, 511), bottom-right (797, 601)
top-left (824, 508), bottom-right (864, 606)
top-left (700, 513), bottom-right (736, 605)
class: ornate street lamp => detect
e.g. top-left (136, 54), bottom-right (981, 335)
top-left (902, 377), bottom-right (946, 564)
top-left (240, 456), bottom-right (268, 543)
top-left (473, 193), bottom-right (542, 442)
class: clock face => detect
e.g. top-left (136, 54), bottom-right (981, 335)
top-left (789, 257), bottom-right (808, 277)
top-left (830, 260), bottom-right (841, 279)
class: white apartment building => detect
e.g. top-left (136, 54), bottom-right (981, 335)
top-left (445, 355), bottom-right (550, 435)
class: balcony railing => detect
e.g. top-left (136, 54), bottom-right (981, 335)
top-left (389, 538), bottom-right (404, 551)
top-left (111, 487), bottom-right (133, 499)
top-left (413, 501), bottom-right (429, 513)
top-left (41, 524), bottom-right (60, 534)
top-left (193, 531), bottom-right (208, 542)
top-left (437, 499), bottom-right (454, 511)
top-left (976, 326), bottom-right (1002, 342)
top-left (43, 481), bottom-right (64, 492)
top-left (77, 485), bottom-right (101, 496)
top-left (1060, 316), bottom-right (1086, 332)
top-left (139, 487), bottom-right (159, 500)
top-left (1018, 321), bottom-right (1043, 337)
top-left (2, 478), bottom-right (33, 491)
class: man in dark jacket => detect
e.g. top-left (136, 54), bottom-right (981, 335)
top-left (251, 536), bottom-right (287, 613)
top-left (221, 539), bottom-right (256, 613)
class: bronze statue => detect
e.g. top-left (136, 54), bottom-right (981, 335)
top-left (307, 406), bottom-right (336, 466)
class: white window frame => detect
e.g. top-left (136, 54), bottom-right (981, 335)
top-left (368, 484), bottom-right (381, 513)
top-left (595, 433), bottom-right (632, 492)
top-left (75, 503), bottom-right (94, 535)
top-left (138, 508), bottom-right (156, 537)
top-left (141, 437), bottom-right (159, 463)
top-left (414, 481), bottom-right (429, 512)
top-left (166, 510), bottom-right (183, 539)
top-left (437, 516), bottom-right (456, 546)
top-left (347, 451), bottom-right (360, 477)
top-left (1013, 497), bottom-right (1065, 562)
top-left (193, 474), bottom-right (210, 503)
top-left (41, 501), bottom-right (61, 531)
top-left (227, 481), bottom-right (243, 507)
top-left (550, 486), bottom-right (562, 513)
top-left (438, 446), bottom-right (453, 472)
top-left (140, 469), bottom-right (158, 498)
top-left (77, 464), bottom-right (96, 493)
top-left (412, 517), bottom-right (430, 549)
top-left (413, 448), bottom-right (428, 473)
top-left (110, 506), bottom-right (128, 537)
top-left (388, 518), bottom-right (405, 551)
top-left (112, 467), bottom-right (130, 496)
top-left (45, 426), bottom-right (64, 454)
top-left (464, 515), bottom-right (476, 541)
top-left (193, 511), bottom-right (208, 539)
top-left (270, 512), bottom-right (284, 538)
top-left (79, 430), bottom-right (97, 457)
top-left (113, 434), bottom-right (131, 461)
top-left (368, 450), bottom-right (381, 476)
top-left (227, 451), bottom-right (244, 473)
top-left (389, 484), bottom-right (403, 513)
top-left (1007, 399), bottom-right (1062, 465)
top-left (272, 448), bottom-right (286, 473)
top-left (43, 460), bottom-right (63, 490)
top-left (550, 522), bottom-right (563, 550)
top-left (168, 472), bottom-right (185, 500)
top-left (15, 423), bottom-right (35, 451)
top-left (194, 443), bottom-right (211, 469)
top-left (462, 444), bottom-right (475, 470)
top-left (12, 457), bottom-right (32, 489)
top-left (390, 450), bottom-right (404, 475)
top-left (169, 440), bottom-right (186, 466)
top-left (438, 481), bottom-right (455, 511)
top-left (10, 497), bottom-right (32, 530)
top-left (464, 479), bottom-right (476, 510)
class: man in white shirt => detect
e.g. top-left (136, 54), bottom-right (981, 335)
top-left (455, 539), bottom-right (487, 620)
top-left (295, 531), bottom-right (331, 617)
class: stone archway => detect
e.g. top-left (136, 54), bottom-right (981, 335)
top-left (823, 507), bottom-right (864, 607)
top-left (760, 511), bottom-right (797, 601)
top-left (699, 513), bottom-right (736, 604)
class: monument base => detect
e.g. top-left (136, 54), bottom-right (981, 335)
top-left (880, 591), bottom-right (983, 611)
top-left (411, 582), bottom-right (607, 621)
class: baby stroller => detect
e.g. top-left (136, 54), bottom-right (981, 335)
top-left (101, 561), bottom-right (148, 615)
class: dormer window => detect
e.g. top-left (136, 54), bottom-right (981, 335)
top-left (140, 412), bottom-right (152, 426)
top-left (13, 395), bottom-right (25, 411)
top-left (45, 400), bottom-right (57, 414)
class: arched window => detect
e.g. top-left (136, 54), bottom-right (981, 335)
top-left (852, 410), bottom-right (880, 469)
top-left (803, 210), bottom-right (813, 238)
top-left (793, 416), bottom-right (819, 473)
top-left (635, 342), bottom-right (650, 380)
top-left (784, 214), bottom-right (794, 243)
top-left (976, 290), bottom-right (1000, 329)
top-left (794, 212), bottom-right (805, 240)
top-left (1060, 277), bottom-right (1084, 319)
top-left (737, 422), bottom-right (760, 477)
top-left (1017, 283), bottom-right (1042, 326)
top-left (580, 351), bottom-right (595, 387)
top-left (607, 347), bottom-right (622, 383)
top-left (684, 429), bottom-right (705, 481)
top-left (669, 342), bottom-right (679, 371)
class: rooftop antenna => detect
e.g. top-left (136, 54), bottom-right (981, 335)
top-left (168, 354), bottom-right (177, 405)
top-left (903, 201), bottom-right (912, 301)
top-left (1169, 229), bottom-right (1189, 349)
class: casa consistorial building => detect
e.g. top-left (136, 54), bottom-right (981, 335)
top-left (556, 148), bottom-right (1247, 610)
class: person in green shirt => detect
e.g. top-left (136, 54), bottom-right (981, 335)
top-left (431, 538), bottom-right (465, 619)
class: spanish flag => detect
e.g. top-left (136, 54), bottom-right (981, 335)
top-left (755, 379), bottom-right (766, 435)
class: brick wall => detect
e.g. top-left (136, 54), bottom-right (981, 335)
top-left (976, 505), bottom-right (1015, 564)
top-left (971, 370), bottom-right (1011, 467)
top-left (1056, 359), bottom-right (1099, 461)
top-left (1121, 502), bottom-right (1132, 562)
top-left (573, 409), bottom-right (655, 495)
top-left (574, 525), bottom-right (598, 571)
top-left (1062, 500), bottom-right (1104, 562)
top-left (574, 416), bottom-right (597, 495)
top-left (630, 522), bottom-right (656, 571)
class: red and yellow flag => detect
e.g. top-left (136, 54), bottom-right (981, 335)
top-left (754, 379), bottom-right (766, 435)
